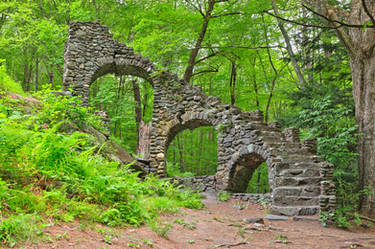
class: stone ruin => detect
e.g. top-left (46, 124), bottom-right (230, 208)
top-left (63, 21), bottom-right (336, 216)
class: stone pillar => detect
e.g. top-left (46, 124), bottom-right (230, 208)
top-left (250, 109), bottom-right (264, 122)
top-left (268, 121), bottom-right (282, 131)
top-left (320, 162), bottom-right (336, 223)
top-left (284, 127), bottom-right (300, 143)
top-left (302, 138), bottom-right (318, 154)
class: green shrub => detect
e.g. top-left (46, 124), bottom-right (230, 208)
top-left (0, 61), bottom-right (24, 95)
top-left (0, 90), bottom-right (204, 244)
top-left (0, 214), bottom-right (43, 247)
top-left (217, 191), bottom-right (230, 202)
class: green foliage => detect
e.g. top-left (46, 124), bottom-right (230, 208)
top-left (0, 0), bottom-right (368, 234)
top-left (246, 162), bottom-right (270, 194)
top-left (294, 95), bottom-right (358, 210)
top-left (0, 62), bottom-right (24, 95)
top-left (217, 191), bottom-right (230, 202)
top-left (0, 91), bottom-right (203, 245)
top-left (166, 126), bottom-right (218, 177)
top-left (282, 84), bottom-right (360, 226)
top-left (149, 221), bottom-right (172, 238)
top-left (166, 162), bottom-right (195, 178)
top-left (0, 214), bottom-right (44, 247)
top-left (89, 76), bottom-right (153, 153)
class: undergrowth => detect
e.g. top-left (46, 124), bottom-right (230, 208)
top-left (0, 89), bottom-right (203, 247)
top-left (0, 61), bottom-right (24, 95)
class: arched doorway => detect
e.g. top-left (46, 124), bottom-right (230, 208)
top-left (227, 152), bottom-right (270, 194)
top-left (89, 74), bottom-right (153, 154)
top-left (166, 126), bottom-right (218, 177)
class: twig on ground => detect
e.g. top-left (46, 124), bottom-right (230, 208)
top-left (215, 241), bottom-right (249, 248)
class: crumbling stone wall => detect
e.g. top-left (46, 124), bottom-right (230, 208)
top-left (63, 21), bottom-right (336, 216)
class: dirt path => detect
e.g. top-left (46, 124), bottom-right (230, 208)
top-left (20, 195), bottom-right (375, 249)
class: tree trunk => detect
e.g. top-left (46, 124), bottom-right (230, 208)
top-left (272, 1), bottom-right (306, 87)
top-left (23, 63), bottom-right (29, 91)
top-left (350, 54), bottom-right (375, 217)
top-left (250, 57), bottom-right (260, 108)
top-left (302, 0), bottom-right (375, 217)
top-left (35, 58), bottom-right (39, 91)
top-left (177, 135), bottom-right (184, 172)
top-left (137, 121), bottom-right (151, 158)
top-left (256, 171), bottom-right (261, 194)
top-left (26, 63), bottom-right (33, 92)
top-left (132, 80), bottom-right (142, 143)
top-left (230, 61), bottom-right (237, 106)
top-left (262, 14), bottom-right (278, 123)
top-left (49, 64), bottom-right (54, 89)
top-left (183, 0), bottom-right (215, 83)
top-left (142, 81), bottom-right (148, 118)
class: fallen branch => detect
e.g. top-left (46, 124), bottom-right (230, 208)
top-left (215, 241), bottom-right (249, 248)
top-left (359, 215), bottom-right (375, 223)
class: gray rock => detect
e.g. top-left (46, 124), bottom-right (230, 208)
top-left (292, 216), bottom-right (319, 222)
top-left (265, 214), bottom-right (288, 221)
top-left (243, 218), bottom-right (264, 224)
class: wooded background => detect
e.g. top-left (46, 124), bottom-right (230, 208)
top-left (1, 0), bottom-right (373, 216)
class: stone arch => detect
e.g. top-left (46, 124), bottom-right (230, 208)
top-left (63, 21), bottom-right (157, 106)
top-left (165, 112), bottom-right (215, 150)
top-left (162, 111), bottom-right (224, 177)
top-left (226, 144), bottom-right (269, 193)
top-left (63, 21), bottom-right (337, 217)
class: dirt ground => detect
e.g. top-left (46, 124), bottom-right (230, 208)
top-left (20, 194), bottom-right (375, 249)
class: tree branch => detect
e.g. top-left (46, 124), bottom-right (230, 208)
top-left (184, 0), bottom-right (204, 17)
top-left (301, 0), bottom-right (356, 56)
top-left (303, 4), bottom-right (375, 28)
top-left (194, 51), bottom-right (223, 65)
top-left (215, 242), bottom-right (249, 248)
top-left (196, 45), bottom-right (282, 49)
top-left (266, 3), bottom-right (375, 30)
top-left (192, 68), bottom-right (219, 76)
top-left (211, 12), bottom-right (242, 18)
top-left (361, 0), bottom-right (375, 26)
top-left (264, 10), bottom-right (334, 29)
top-left (302, 0), bottom-right (350, 19)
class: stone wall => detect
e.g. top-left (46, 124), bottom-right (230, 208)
top-left (63, 21), bottom-right (336, 216)
top-left (173, 175), bottom-right (216, 192)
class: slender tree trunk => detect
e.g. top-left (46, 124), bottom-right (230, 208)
top-left (137, 121), bottom-right (151, 157)
top-left (198, 129), bottom-right (203, 175)
top-left (183, 0), bottom-right (215, 83)
top-left (172, 140), bottom-right (176, 163)
top-left (35, 58), bottom-right (39, 91)
top-left (229, 61), bottom-right (237, 105)
top-left (250, 57), bottom-right (260, 108)
top-left (262, 14), bottom-right (278, 123)
top-left (272, 1), bottom-right (306, 87)
top-left (142, 82), bottom-right (148, 118)
top-left (23, 63), bottom-right (29, 91)
top-left (26, 63), bottom-right (33, 92)
top-left (177, 135), bottom-right (184, 172)
top-left (132, 80), bottom-right (142, 137)
top-left (256, 171), bottom-right (261, 194)
top-left (49, 64), bottom-right (54, 88)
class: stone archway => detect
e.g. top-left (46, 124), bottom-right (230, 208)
top-left (63, 21), bottom-right (336, 216)
top-left (227, 151), bottom-right (266, 193)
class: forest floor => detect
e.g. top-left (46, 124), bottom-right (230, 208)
top-left (19, 193), bottom-right (375, 249)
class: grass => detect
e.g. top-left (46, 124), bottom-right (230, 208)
top-left (217, 191), bottom-right (231, 202)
